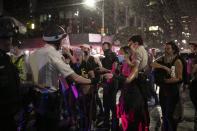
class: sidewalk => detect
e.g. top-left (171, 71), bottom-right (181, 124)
top-left (149, 88), bottom-right (196, 131)
top-left (177, 89), bottom-right (195, 131)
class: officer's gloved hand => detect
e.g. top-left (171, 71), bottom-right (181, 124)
top-left (91, 77), bottom-right (100, 85)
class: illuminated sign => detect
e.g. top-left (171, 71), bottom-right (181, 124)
top-left (149, 26), bottom-right (159, 31)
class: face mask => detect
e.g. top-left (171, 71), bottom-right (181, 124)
top-left (118, 55), bottom-right (125, 63)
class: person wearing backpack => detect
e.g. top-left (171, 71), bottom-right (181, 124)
top-left (0, 16), bottom-right (21, 131)
top-left (151, 41), bottom-right (183, 131)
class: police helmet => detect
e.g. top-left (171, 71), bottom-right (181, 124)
top-left (0, 16), bottom-right (19, 39)
top-left (43, 24), bottom-right (67, 44)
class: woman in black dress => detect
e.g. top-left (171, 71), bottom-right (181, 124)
top-left (117, 46), bottom-right (147, 131)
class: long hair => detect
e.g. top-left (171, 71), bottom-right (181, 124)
top-left (128, 35), bottom-right (143, 45)
top-left (121, 46), bottom-right (133, 62)
top-left (165, 41), bottom-right (179, 55)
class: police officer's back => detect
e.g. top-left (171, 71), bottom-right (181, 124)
top-left (0, 16), bottom-right (21, 131)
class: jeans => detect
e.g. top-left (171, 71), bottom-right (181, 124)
top-left (159, 88), bottom-right (179, 131)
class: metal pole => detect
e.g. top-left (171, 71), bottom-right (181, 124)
top-left (0, 0), bottom-right (3, 16)
top-left (101, 0), bottom-right (105, 36)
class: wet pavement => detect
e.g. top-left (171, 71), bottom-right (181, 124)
top-left (149, 88), bottom-right (196, 131)
top-left (177, 89), bottom-right (196, 131)
top-left (25, 87), bottom-right (196, 131)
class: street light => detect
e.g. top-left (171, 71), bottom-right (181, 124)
top-left (84, 0), bottom-right (96, 8)
top-left (30, 23), bottom-right (35, 30)
top-left (84, 0), bottom-right (105, 36)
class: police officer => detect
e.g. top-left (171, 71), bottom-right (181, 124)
top-left (10, 38), bottom-right (34, 131)
top-left (29, 24), bottom-right (98, 131)
top-left (80, 44), bottom-right (103, 129)
top-left (10, 38), bottom-right (31, 82)
top-left (0, 16), bottom-right (21, 131)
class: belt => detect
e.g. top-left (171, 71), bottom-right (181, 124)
top-left (34, 84), bottom-right (58, 93)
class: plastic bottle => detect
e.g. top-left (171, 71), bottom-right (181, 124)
top-left (171, 66), bottom-right (176, 78)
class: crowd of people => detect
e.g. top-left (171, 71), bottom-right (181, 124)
top-left (0, 16), bottom-right (197, 131)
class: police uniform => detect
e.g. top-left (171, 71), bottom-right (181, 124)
top-left (11, 52), bottom-right (29, 81)
top-left (29, 44), bottom-right (74, 131)
top-left (0, 16), bottom-right (22, 131)
top-left (28, 24), bottom-right (75, 131)
top-left (29, 44), bottom-right (74, 91)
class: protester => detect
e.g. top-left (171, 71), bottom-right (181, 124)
top-left (151, 41), bottom-right (183, 131)
top-left (189, 42), bottom-right (197, 130)
top-left (116, 46), bottom-right (146, 131)
top-left (127, 35), bottom-right (149, 130)
top-left (101, 42), bottom-right (119, 130)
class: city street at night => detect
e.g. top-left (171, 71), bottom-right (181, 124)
top-left (1, 0), bottom-right (197, 131)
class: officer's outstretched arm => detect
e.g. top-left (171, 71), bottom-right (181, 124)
top-left (68, 73), bottom-right (91, 84)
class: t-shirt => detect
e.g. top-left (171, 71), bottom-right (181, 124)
top-left (71, 56), bottom-right (99, 78)
top-left (135, 46), bottom-right (148, 71)
top-left (102, 51), bottom-right (119, 70)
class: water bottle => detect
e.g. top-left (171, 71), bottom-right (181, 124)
top-left (171, 66), bottom-right (176, 78)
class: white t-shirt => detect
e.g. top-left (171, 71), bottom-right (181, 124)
top-left (29, 44), bottom-right (74, 91)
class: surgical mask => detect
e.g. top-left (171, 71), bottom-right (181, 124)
top-left (118, 55), bottom-right (125, 63)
